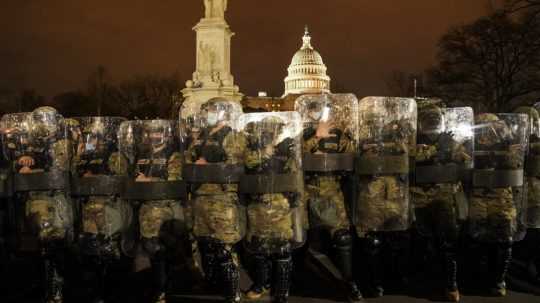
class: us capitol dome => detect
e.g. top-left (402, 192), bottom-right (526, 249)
top-left (242, 27), bottom-right (332, 112)
top-left (284, 27), bottom-right (331, 96)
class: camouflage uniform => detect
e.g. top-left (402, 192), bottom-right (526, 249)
top-left (184, 98), bottom-right (245, 303)
top-left (123, 120), bottom-right (186, 303)
top-left (71, 117), bottom-right (131, 302)
top-left (410, 104), bottom-right (473, 301)
top-left (467, 113), bottom-right (528, 296)
top-left (514, 106), bottom-right (540, 284)
top-left (296, 94), bottom-right (362, 303)
top-left (1, 107), bottom-right (73, 303)
top-left (354, 97), bottom-right (417, 297)
top-left (241, 115), bottom-right (304, 303)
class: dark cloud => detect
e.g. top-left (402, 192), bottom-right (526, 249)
top-left (0, 0), bottom-right (490, 98)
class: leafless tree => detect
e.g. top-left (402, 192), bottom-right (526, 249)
top-left (426, 12), bottom-right (540, 112)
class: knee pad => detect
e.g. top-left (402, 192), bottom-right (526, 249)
top-left (199, 238), bottom-right (232, 263)
top-left (333, 229), bottom-right (353, 249)
top-left (363, 234), bottom-right (382, 255)
top-left (142, 237), bottom-right (164, 257)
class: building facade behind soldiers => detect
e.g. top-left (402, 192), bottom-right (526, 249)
top-left (242, 28), bottom-right (332, 112)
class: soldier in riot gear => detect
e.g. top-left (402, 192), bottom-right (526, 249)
top-left (1, 107), bottom-right (73, 303)
top-left (410, 102), bottom-right (473, 301)
top-left (468, 113), bottom-right (528, 296)
top-left (183, 98), bottom-right (245, 303)
top-left (120, 119), bottom-right (186, 303)
top-left (240, 113), bottom-right (305, 303)
top-left (514, 106), bottom-right (540, 285)
top-left (294, 94), bottom-right (362, 302)
top-left (354, 97), bottom-right (417, 297)
top-left (72, 117), bottom-right (129, 303)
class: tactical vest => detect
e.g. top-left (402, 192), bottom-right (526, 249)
top-left (136, 146), bottom-right (174, 181)
top-left (78, 149), bottom-right (113, 176)
top-left (193, 126), bottom-right (231, 163)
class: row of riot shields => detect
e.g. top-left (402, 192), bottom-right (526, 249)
top-left (0, 97), bottom-right (532, 255)
top-left (0, 111), bottom-right (188, 254)
top-left (294, 95), bottom-right (531, 245)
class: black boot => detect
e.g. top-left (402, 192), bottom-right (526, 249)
top-left (363, 234), bottom-right (384, 297)
top-left (220, 259), bottom-right (241, 303)
top-left (45, 258), bottom-right (64, 303)
top-left (198, 240), bottom-right (218, 287)
top-left (333, 230), bottom-right (363, 303)
top-left (81, 256), bottom-right (106, 303)
top-left (272, 253), bottom-right (293, 303)
top-left (441, 241), bottom-right (459, 302)
top-left (490, 242), bottom-right (512, 297)
top-left (245, 254), bottom-right (271, 300)
top-left (151, 254), bottom-right (168, 303)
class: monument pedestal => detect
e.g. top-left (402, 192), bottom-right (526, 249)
top-left (181, 1), bottom-right (243, 116)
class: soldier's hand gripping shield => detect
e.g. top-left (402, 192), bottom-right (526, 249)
top-left (0, 107), bottom-right (74, 251)
top-left (354, 97), bottom-right (417, 234)
top-left (71, 117), bottom-right (133, 257)
top-left (181, 98), bottom-right (246, 245)
top-left (238, 112), bottom-right (306, 254)
top-left (519, 105), bottom-right (540, 228)
top-left (469, 113), bottom-right (529, 243)
top-left (295, 93), bottom-right (359, 171)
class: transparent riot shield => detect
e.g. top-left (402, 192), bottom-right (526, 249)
top-left (238, 112), bottom-right (306, 253)
top-left (415, 107), bottom-right (474, 184)
top-left (119, 119), bottom-right (186, 200)
top-left (119, 119), bottom-right (187, 255)
top-left (71, 117), bottom-right (133, 257)
top-left (412, 106), bottom-right (474, 236)
top-left (469, 113), bottom-right (529, 243)
top-left (294, 94), bottom-right (358, 231)
top-left (354, 97), bottom-right (417, 234)
top-left (521, 105), bottom-right (540, 228)
top-left (0, 108), bottom-right (73, 252)
top-left (181, 98), bottom-right (246, 245)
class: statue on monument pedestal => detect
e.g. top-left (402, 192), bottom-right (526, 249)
top-left (204, 0), bottom-right (228, 19)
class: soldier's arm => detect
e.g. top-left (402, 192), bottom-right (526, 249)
top-left (416, 144), bottom-right (437, 162)
top-left (51, 139), bottom-right (70, 171)
top-left (108, 152), bottom-right (129, 176)
top-left (303, 136), bottom-right (319, 153)
top-left (451, 144), bottom-right (472, 163)
top-left (339, 130), bottom-right (356, 153)
top-left (223, 131), bottom-right (246, 165)
top-left (167, 152), bottom-right (183, 181)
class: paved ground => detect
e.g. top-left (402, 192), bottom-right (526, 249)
top-left (2, 249), bottom-right (540, 303)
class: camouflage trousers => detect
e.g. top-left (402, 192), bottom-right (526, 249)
top-left (192, 193), bottom-right (244, 245)
top-left (82, 197), bottom-right (131, 238)
top-left (526, 177), bottom-right (540, 228)
top-left (410, 183), bottom-right (466, 238)
top-left (355, 176), bottom-right (409, 236)
top-left (468, 188), bottom-right (517, 243)
top-left (246, 193), bottom-right (295, 254)
top-left (139, 200), bottom-right (185, 240)
top-left (305, 176), bottom-right (350, 236)
top-left (25, 191), bottom-right (73, 242)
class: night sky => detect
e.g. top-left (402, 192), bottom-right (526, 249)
top-left (0, 0), bottom-right (496, 99)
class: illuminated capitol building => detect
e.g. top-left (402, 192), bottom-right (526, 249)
top-left (181, 0), bottom-right (334, 114)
